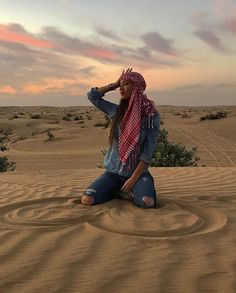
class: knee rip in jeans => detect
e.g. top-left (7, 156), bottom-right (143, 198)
top-left (142, 196), bottom-right (154, 207)
top-left (82, 189), bottom-right (96, 205)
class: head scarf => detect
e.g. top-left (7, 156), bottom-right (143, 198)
top-left (119, 71), bottom-right (157, 172)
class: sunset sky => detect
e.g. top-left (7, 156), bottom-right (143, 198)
top-left (0, 0), bottom-right (236, 106)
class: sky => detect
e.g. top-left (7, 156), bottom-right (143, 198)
top-left (0, 0), bottom-right (236, 106)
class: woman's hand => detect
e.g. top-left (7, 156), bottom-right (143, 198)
top-left (114, 68), bottom-right (133, 88)
top-left (120, 176), bottom-right (136, 193)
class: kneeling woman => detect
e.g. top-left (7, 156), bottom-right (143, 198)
top-left (82, 68), bottom-right (161, 208)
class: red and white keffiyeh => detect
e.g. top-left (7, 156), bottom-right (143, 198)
top-left (119, 71), bottom-right (158, 172)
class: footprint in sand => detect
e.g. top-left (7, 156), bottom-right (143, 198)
top-left (0, 197), bottom-right (227, 239)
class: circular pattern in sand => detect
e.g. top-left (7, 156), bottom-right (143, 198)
top-left (90, 199), bottom-right (227, 238)
top-left (0, 198), bottom-right (227, 238)
top-left (0, 197), bottom-right (91, 229)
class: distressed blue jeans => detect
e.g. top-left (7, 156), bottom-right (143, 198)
top-left (82, 170), bottom-right (159, 208)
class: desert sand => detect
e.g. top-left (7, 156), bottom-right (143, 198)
top-left (0, 105), bottom-right (236, 292)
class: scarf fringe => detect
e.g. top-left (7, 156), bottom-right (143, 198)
top-left (119, 113), bottom-right (156, 174)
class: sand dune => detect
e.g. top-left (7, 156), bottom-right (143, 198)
top-left (1, 105), bottom-right (236, 292)
top-left (0, 167), bottom-right (236, 292)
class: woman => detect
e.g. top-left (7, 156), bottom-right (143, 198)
top-left (82, 68), bottom-right (161, 208)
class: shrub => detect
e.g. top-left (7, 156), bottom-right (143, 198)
top-left (98, 128), bottom-right (200, 168)
top-left (200, 111), bottom-right (228, 121)
top-left (94, 122), bottom-right (106, 127)
top-left (31, 130), bottom-right (41, 136)
top-left (62, 116), bottom-right (71, 121)
top-left (0, 128), bottom-right (12, 136)
top-left (150, 129), bottom-right (200, 167)
top-left (182, 112), bottom-right (190, 118)
top-left (74, 115), bottom-right (83, 121)
top-left (104, 115), bottom-right (110, 128)
top-left (31, 114), bottom-right (41, 119)
top-left (0, 130), bottom-right (16, 172)
top-left (45, 129), bottom-right (55, 142)
top-left (94, 115), bottom-right (110, 128)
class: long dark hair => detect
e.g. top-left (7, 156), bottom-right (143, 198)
top-left (108, 98), bottom-right (129, 148)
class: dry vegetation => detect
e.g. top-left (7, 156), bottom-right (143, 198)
top-left (0, 105), bottom-right (236, 172)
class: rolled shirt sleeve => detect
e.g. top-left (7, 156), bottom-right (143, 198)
top-left (87, 87), bottom-right (118, 118)
top-left (139, 112), bottom-right (161, 165)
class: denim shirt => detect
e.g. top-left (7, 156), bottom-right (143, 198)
top-left (87, 87), bottom-right (161, 178)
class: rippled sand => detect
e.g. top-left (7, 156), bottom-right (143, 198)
top-left (1, 105), bottom-right (236, 292)
top-left (0, 168), bottom-right (236, 292)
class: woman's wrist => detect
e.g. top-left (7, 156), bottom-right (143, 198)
top-left (107, 82), bottom-right (119, 91)
top-left (95, 82), bottom-right (119, 95)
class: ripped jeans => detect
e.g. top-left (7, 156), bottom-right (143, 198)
top-left (82, 170), bottom-right (159, 208)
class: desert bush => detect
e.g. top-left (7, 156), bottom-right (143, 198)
top-left (31, 129), bottom-right (41, 136)
top-left (98, 128), bottom-right (200, 168)
top-left (62, 116), bottom-right (71, 121)
top-left (74, 115), bottom-right (83, 121)
top-left (0, 128), bottom-right (12, 136)
top-left (0, 130), bottom-right (16, 172)
top-left (30, 114), bottom-right (41, 119)
top-left (45, 129), bottom-right (55, 142)
top-left (66, 113), bottom-right (73, 117)
top-left (150, 129), bottom-right (200, 167)
top-left (94, 122), bottom-right (106, 127)
top-left (26, 122), bottom-right (32, 127)
top-left (104, 115), bottom-right (110, 128)
top-left (182, 112), bottom-right (190, 118)
top-left (48, 120), bottom-right (60, 124)
top-left (94, 115), bottom-right (110, 128)
top-left (200, 111), bottom-right (228, 121)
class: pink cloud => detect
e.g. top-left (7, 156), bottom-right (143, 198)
top-left (0, 24), bottom-right (55, 48)
top-left (86, 48), bottom-right (118, 60)
top-left (212, 0), bottom-right (236, 17)
top-left (0, 86), bottom-right (17, 94)
top-left (222, 16), bottom-right (236, 34)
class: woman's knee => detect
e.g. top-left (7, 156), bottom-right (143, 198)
top-left (134, 195), bottom-right (155, 208)
top-left (81, 195), bottom-right (94, 206)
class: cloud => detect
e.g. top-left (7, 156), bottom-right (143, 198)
top-left (221, 16), bottom-right (236, 35)
top-left (0, 39), bottom-right (78, 86)
top-left (141, 31), bottom-right (178, 56)
top-left (40, 26), bottom-right (120, 62)
top-left (95, 27), bottom-right (122, 41)
top-left (212, 0), bottom-right (236, 17)
top-left (0, 86), bottom-right (17, 94)
top-left (79, 66), bottom-right (95, 76)
top-left (150, 83), bottom-right (236, 106)
top-left (194, 29), bottom-right (229, 52)
top-left (0, 24), bottom-right (55, 49)
top-left (0, 22), bottom-right (185, 101)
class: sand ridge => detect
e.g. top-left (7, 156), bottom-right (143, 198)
top-left (0, 168), bottom-right (236, 292)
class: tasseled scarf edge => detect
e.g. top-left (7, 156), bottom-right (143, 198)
top-left (119, 114), bottom-right (156, 173)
